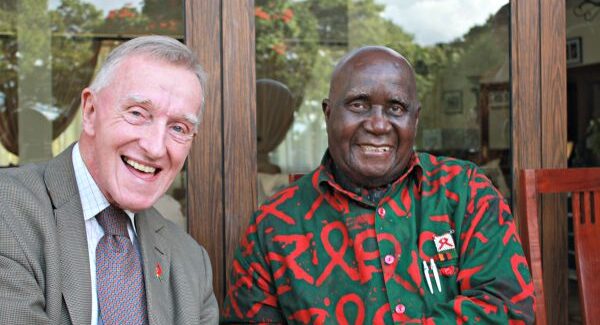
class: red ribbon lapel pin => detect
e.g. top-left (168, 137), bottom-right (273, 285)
top-left (155, 262), bottom-right (163, 281)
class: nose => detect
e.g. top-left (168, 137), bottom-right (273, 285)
top-left (139, 122), bottom-right (168, 159)
top-left (364, 105), bottom-right (392, 134)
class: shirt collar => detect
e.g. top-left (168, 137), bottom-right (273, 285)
top-left (72, 143), bottom-right (137, 234)
top-left (317, 150), bottom-right (423, 204)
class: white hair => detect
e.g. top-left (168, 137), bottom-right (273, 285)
top-left (89, 35), bottom-right (207, 114)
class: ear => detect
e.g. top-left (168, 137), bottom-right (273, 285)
top-left (322, 99), bottom-right (331, 120)
top-left (414, 104), bottom-right (421, 129)
top-left (81, 88), bottom-right (97, 137)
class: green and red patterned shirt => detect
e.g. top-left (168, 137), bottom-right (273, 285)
top-left (222, 152), bottom-right (535, 324)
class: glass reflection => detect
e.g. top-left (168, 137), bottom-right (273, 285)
top-left (256, 0), bottom-right (511, 202)
top-left (565, 0), bottom-right (600, 321)
top-left (0, 0), bottom-right (186, 230)
top-left (567, 0), bottom-right (600, 168)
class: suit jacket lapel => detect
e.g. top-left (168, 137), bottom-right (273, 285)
top-left (44, 145), bottom-right (92, 325)
top-left (135, 209), bottom-right (172, 325)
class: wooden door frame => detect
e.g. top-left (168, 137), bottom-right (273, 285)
top-left (184, 1), bottom-right (569, 322)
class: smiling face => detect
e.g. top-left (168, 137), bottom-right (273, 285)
top-left (323, 47), bottom-right (420, 188)
top-left (79, 55), bottom-right (202, 211)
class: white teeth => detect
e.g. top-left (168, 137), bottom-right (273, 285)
top-left (124, 158), bottom-right (156, 174)
top-left (363, 145), bottom-right (390, 152)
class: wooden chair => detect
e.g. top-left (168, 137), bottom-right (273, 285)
top-left (519, 168), bottom-right (600, 325)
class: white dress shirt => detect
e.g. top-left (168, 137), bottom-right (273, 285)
top-left (72, 143), bottom-right (138, 325)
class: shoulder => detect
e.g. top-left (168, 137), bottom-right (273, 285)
top-left (0, 162), bottom-right (59, 280)
top-left (253, 167), bottom-right (322, 222)
top-left (264, 167), bottom-right (322, 205)
top-left (138, 209), bottom-right (218, 322)
top-left (415, 151), bottom-right (503, 201)
top-left (143, 208), bottom-right (212, 269)
top-left (167, 218), bottom-right (209, 256)
top-left (416, 152), bottom-right (486, 185)
top-left (0, 163), bottom-right (48, 200)
top-left (417, 152), bottom-right (478, 174)
top-left (0, 162), bottom-right (53, 229)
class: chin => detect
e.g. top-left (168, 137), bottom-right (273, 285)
top-left (115, 195), bottom-right (160, 212)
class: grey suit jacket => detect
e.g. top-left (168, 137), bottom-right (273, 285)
top-left (0, 146), bottom-right (218, 324)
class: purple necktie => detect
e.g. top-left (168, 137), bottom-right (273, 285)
top-left (96, 206), bottom-right (148, 325)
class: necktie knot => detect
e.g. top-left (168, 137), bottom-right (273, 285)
top-left (96, 205), bottom-right (130, 237)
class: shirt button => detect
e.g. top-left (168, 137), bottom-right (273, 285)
top-left (395, 304), bottom-right (406, 314)
top-left (377, 207), bottom-right (386, 217)
top-left (384, 254), bottom-right (395, 265)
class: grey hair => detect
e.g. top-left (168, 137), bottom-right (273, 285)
top-left (89, 35), bottom-right (207, 115)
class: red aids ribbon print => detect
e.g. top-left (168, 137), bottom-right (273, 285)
top-left (316, 221), bottom-right (359, 286)
top-left (335, 293), bottom-right (365, 325)
top-left (437, 237), bottom-right (453, 251)
top-left (268, 233), bottom-right (315, 284)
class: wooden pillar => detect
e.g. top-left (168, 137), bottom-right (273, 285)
top-left (185, 0), bottom-right (225, 304)
top-left (185, 0), bottom-right (256, 305)
top-left (512, 0), bottom-right (567, 323)
top-left (222, 0), bottom-right (257, 290)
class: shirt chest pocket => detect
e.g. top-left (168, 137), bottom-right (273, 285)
top-left (420, 230), bottom-right (461, 303)
top-left (421, 257), bottom-right (460, 307)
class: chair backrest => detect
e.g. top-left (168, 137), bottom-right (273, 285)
top-left (519, 168), bottom-right (600, 325)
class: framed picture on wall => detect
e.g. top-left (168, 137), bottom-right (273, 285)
top-left (489, 90), bottom-right (510, 109)
top-left (442, 90), bottom-right (462, 114)
top-left (567, 37), bottom-right (582, 66)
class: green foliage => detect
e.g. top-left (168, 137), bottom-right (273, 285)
top-left (101, 5), bottom-right (148, 35)
top-left (49, 1), bottom-right (103, 129)
top-left (255, 0), bottom-right (319, 108)
top-left (0, 0), bottom-right (16, 33)
top-left (0, 0), bottom-right (187, 156)
top-left (51, 0), bottom-right (103, 33)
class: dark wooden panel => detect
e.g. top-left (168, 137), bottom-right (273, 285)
top-left (540, 1), bottom-right (568, 324)
top-left (184, 0), bottom-right (225, 304)
top-left (540, 1), bottom-right (567, 165)
top-left (222, 0), bottom-right (257, 294)
top-left (512, 0), bottom-right (541, 209)
top-left (513, 0), bottom-right (569, 323)
top-left (511, 1), bottom-right (545, 323)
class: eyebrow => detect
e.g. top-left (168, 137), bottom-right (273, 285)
top-left (184, 113), bottom-right (200, 130)
top-left (388, 96), bottom-right (411, 108)
top-left (342, 90), bottom-right (369, 102)
top-left (125, 95), bottom-right (200, 129)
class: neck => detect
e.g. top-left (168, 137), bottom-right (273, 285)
top-left (329, 161), bottom-right (392, 204)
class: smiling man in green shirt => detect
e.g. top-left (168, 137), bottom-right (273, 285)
top-left (222, 46), bottom-right (535, 324)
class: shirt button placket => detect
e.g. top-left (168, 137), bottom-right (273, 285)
top-left (377, 207), bottom-right (386, 217)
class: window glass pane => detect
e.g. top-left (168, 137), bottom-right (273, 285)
top-left (255, 0), bottom-right (511, 204)
top-left (567, 0), bottom-right (600, 168)
top-left (565, 0), bottom-right (600, 321)
top-left (0, 0), bottom-right (187, 230)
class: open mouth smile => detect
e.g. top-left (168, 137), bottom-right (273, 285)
top-left (122, 156), bottom-right (161, 175)
top-left (360, 145), bottom-right (391, 153)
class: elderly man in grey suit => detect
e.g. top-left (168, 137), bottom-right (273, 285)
top-left (0, 36), bottom-right (218, 324)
